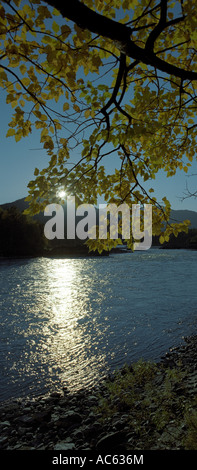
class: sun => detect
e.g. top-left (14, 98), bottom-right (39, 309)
top-left (57, 189), bottom-right (66, 199)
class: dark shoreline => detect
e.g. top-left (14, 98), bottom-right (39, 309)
top-left (0, 243), bottom-right (197, 261)
top-left (0, 334), bottom-right (196, 451)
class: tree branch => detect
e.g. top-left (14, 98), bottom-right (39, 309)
top-left (44, 0), bottom-right (197, 81)
top-left (145, 0), bottom-right (186, 52)
top-left (101, 53), bottom-right (126, 113)
top-left (145, 0), bottom-right (168, 52)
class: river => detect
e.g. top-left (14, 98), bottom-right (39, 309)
top-left (0, 248), bottom-right (196, 402)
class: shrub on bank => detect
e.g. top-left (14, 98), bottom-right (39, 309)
top-left (94, 360), bottom-right (197, 450)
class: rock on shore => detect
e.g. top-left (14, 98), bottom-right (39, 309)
top-left (0, 335), bottom-right (196, 451)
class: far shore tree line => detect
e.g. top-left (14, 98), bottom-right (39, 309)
top-left (0, 205), bottom-right (197, 258)
top-left (0, 206), bottom-right (45, 257)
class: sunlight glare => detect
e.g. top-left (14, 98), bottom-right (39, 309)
top-left (57, 189), bottom-right (66, 199)
top-left (43, 259), bottom-right (106, 391)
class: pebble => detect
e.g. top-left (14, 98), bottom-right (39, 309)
top-left (54, 440), bottom-right (76, 451)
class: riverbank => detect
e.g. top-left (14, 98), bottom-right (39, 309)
top-left (0, 335), bottom-right (196, 451)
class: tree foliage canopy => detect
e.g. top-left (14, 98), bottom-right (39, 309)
top-left (1, 0), bottom-right (197, 249)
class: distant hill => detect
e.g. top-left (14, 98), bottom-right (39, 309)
top-left (170, 209), bottom-right (197, 229)
top-left (1, 197), bottom-right (28, 212)
top-left (1, 198), bottom-right (197, 228)
top-left (0, 197), bottom-right (44, 223)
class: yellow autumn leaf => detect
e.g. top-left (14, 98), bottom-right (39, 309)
top-left (21, 77), bottom-right (30, 87)
top-left (84, 109), bottom-right (91, 118)
top-left (53, 8), bottom-right (60, 16)
top-left (159, 235), bottom-right (165, 244)
top-left (6, 128), bottom-right (15, 137)
top-left (52, 21), bottom-right (59, 33)
top-left (15, 132), bottom-right (22, 142)
top-left (73, 104), bottom-right (81, 113)
top-left (15, 82), bottom-right (21, 91)
top-left (63, 102), bottom-right (69, 111)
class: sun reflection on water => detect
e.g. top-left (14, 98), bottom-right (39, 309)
top-left (41, 259), bottom-right (107, 392)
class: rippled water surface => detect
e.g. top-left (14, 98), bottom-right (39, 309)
top-left (0, 249), bottom-right (196, 401)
